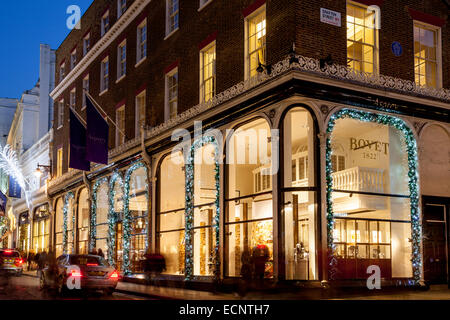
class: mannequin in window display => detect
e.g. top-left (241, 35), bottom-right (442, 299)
top-left (293, 242), bottom-right (309, 279)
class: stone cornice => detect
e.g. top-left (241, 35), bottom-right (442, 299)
top-left (50, 0), bottom-right (151, 100)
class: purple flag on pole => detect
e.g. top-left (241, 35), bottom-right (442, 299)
top-left (69, 110), bottom-right (91, 171)
top-left (86, 95), bottom-right (109, 165)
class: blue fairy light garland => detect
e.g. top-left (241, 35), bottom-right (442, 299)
top-left (108, 172), bottom-right (123, 268)
top-left (63, 192), bottom-right (75, 254)
top-left (122, 161), bottom-right (149, 276)
top-left (90, 177), bottom-right (108, 252)
top-left (185, 137), bottom-right (221, 281)
top-left (326, 108), bottom-right (422, 284)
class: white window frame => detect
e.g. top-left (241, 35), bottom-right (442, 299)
top-left (165, 67), bottom-right (178, 121)
top-left (199, 42), bottom-right (216, 103)
top-left (101, 10), bottom-right (110, 37)
top-left (135, 90), bottom-right (146, 137)
top-left (82, 75), bottom-right (89, 110)
top-left (100, 56), bottom-right (109, 94)
top-left (346, 1), bottom-right (380, 75)
top-left (165, 0), bottom-right (179, 38)
top-left (244, 5), bottom-right (266, 80)
top-left (83, 33), bottom-right (90, 56)
top-left (136, 19), bottom-right (147, 66)
top-left (57, 148), bottom-right (63, 178)
top-left (70, 49), bottom-right (77, 70)
top-left (117, 40), bottom-right (127, 81)
top-left (57, 99), bottom-right (64, 129)
top-left (59, 63), bottom-right (66, 82)
top-left (117, 0), bottom-right (127, 18)
top-left (69, 89), bottom-right (76, 110)
top-left (199, 0), bottom-right (213, 11)
top-left (413, 20), bottom-right (442, 88)
top-left (115, 105), bottom-right (126, 147)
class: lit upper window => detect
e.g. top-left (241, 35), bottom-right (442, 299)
top-left (166, 0), bottom-right (179, 35)
top-left (60, 63), bottom-right (66, 82)
top-left (246, 9), bottom-right (266, 78)
top-left (101, 11), bottom-right (110, 37)
top-left (82, 75), bottom-right (89, 109)
top-left (116, 105), bottom-right (126, 146)
top-left (57, 148), bottom-right (63, 177)
top-left (414, 23), bottom-right (440, 88)
top-left (70, 89), bottom-right (76, 109)
top-left (57, 100), bottom-right (64, 128)
top-left (346, 2), bottom-right (379, 74)
top-left (200, 43), bottom-right (216, 103)
top-left (135, 90), bottom-right (146, 136)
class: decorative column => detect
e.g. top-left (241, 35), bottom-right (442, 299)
top-left (318, 131), bottom-right (330, 284)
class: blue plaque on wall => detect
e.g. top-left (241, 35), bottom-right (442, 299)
top-left (391, 41), bottom-right (403, 57)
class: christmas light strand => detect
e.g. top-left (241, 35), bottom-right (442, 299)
top-left (326, 109), bottom-right (421, 284)
top-left (63, 192), bottom-right (75, 254)
top-left (185, 137), bottom-right (221, 281)
top-left (90, 177), bottom-right (108, 252)
top-left (108, 172), bottom-right (123, 268)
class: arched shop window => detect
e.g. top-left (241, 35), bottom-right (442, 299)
top-left (78, 189), bottom-right (89, 254)
top-left (329, 112), bottom-right (415, 280)
top-left (32, 204), bottom-right (50, 254)
top-left (109, 175), bottom-right (124, 270)
top-left (18, 212), bottom-right (30, 254)
top-left (157, 152), bottom-right (186, 275)
top-left (93, 180), bottom-right (109, 261)
top-left (55, 199), bottom-right (64, 257)
top-left (225, 118), bottom-right (274, 278)
top-left (282, 107), bottom-right (318, 280)
top-left (127, 165), bottom-right (149, 274)
top-left (191, 143), bottom-right (219, 277)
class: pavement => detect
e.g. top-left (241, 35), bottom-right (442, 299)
top-left (20, 270), bottom-right (450, 300)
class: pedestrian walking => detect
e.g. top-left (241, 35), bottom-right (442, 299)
top-left (37, 251), bottom-right (48, 278)
top-left (97, 248), bottom-right (105, 258)
top-left (90, 248), bottom-right (98, 256)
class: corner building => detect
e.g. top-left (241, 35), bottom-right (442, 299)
top-left (48, 0), bottom-right (450, 288)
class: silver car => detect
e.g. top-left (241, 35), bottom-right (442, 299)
top-left (0, 249), bottom-right (24, 276)
top-left (40, 254), bottom-right (120, 295)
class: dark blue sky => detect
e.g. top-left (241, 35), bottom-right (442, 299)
top-left (0, 0), bottom-right (94, 99)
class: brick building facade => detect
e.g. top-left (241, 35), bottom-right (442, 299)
top-left (41, 0), bottom-right (449, 289)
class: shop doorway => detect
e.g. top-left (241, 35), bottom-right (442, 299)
top-left (422, 196), bottom-right (449, 285)
top-left (115, 222), bottom-right (123, 271)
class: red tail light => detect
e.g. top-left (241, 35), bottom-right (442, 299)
top-left (87, 263), bottom-right (98, 267)
top-left (4, 250), bottom-right (13, 254)
top-left (15, 259), bottom-right (23, 266)
top-left (69, 270), bottom-right (83, 277)
top-left (109, 270), bottom-right (119, 279)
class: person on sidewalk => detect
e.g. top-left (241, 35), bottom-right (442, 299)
top-left (237, 248), bottom-right (253, 297)
top-left (34, 252), bottom-right (40, 275)
top-left (27, 252), bottom-right (34, 271)
top-left (97, 248), bottom-right (105, 259)
top-left (37, 251), bottom-right (48, 278)
top-left (90, 248), bottom-right (98, 256)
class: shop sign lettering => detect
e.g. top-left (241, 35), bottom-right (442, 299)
top-left (350, 138), bottom-right (389, 155)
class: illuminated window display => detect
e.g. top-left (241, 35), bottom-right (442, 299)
top-left (55, 199), bottom-right (63, 257)
top-left (158, 152), bottom-right (185, 275)
top-left (128, 167), bottom-right (148, 273)
top-left (67, 195), bottom-right (75, 254)
top-left (282, 108), bottom-right (317, 280)
top-left (32, 205), bottom-right (50, 254)
top-left (193, 144), bottom-right (217, 276)
top-left (95, 182), bottom-right (109, 261)
top-left (78, 189), bottom-right (89, 254)
top-left (112, 179), bottom-right (125, 270)
top-left (18, 212), bottom-right (30, 254)
top-left (331, 117), bottom-right (413, 279)
top-left (225, 119), bottom-right (273, 278)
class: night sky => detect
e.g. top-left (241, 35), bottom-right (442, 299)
top-left (0, 0), bottom-right (94, 99)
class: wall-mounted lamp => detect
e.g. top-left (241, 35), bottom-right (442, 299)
top-left (289, 43), bottom-right (299, 65)
top-left (257, 62), bottom-right (272, 75)
top-left (35, 163), bottom-right (52, 178)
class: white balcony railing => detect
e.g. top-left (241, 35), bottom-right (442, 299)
top-left (332, 167), bottom-right (385, 194)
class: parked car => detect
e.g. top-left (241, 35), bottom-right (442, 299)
top-left (39, 254), bottom-right (119, 295)
top-left (0, 249), bottom-right (24, 276)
